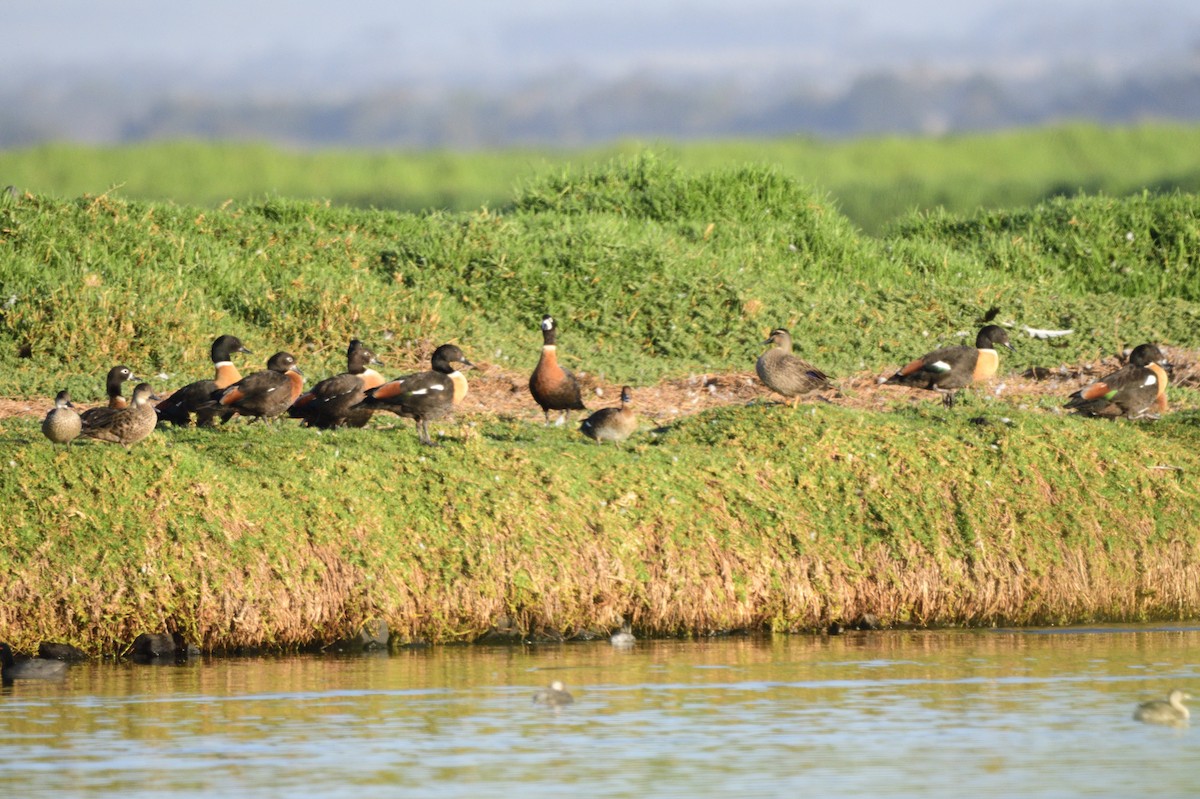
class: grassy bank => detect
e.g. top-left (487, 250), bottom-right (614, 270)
top-left (4, 155), bottom-right (1200, 398)
top-left (2, 154), bottom-right (1200, 653)
top-left (1, 401), bottom-right (1199, 655)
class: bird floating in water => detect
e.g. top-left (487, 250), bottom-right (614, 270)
top-left (1133, 688), bottom-right (1191, 727)
top-left (1, 642), bottom-right (68, 683)
top-left (532, 680), bottom-right (574, 706)
top-left (610, 620), bottom-right (636, 648)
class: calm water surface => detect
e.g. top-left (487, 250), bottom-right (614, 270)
top-left (1, 626), bottom-right (1197, 798)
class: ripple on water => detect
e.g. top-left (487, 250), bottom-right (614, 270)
top-left (0, 628), bottom-right (1196, 798)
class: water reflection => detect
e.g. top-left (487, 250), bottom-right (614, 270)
top-left (0, 626), bottom-right (1195, 798)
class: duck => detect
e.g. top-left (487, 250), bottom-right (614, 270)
top-left (0, 642), bottom-right (68, 683)
top-left (610, 620), bottom-right (636, 648)
top-left (579, 386), bottom-right (637, 444)
top-left (756, 328), bottom-right (832, 404)
top-left (41, 390), bottom-right (82, 445)
top-left (288, 339), bottom-right (386, 429)
top-left (1065, 343), bottom-right (1170, 419)
top-left (529, 314), bottom-right (587, 425)
top-left (1133, 688), bottom-right (1191, 726)
top-left (80, 383), bottom-right (160, 447)
top-left (37, 642), bottom-right (87, 661)
top-left (213, 351), bottom-right (305, 423)
top-left (129, 632), bottom-right (192, 662)
top-left (78, 365), bottom-right (137, 427)
top-left (360, 344), bottom-right (472, 445)
top-left (156, 334), bottom-right (253, 427)
top-left (532, 680), bottom-right (574, 706)
top-left (884, 324), bottom-right (1014, 407)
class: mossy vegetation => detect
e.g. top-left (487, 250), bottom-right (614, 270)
top-left (5, 122), bottom-right (1200, 233)
top-left (2, 144), bottom-right (1200, 653)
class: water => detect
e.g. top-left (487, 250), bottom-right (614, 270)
top-left (1, 626), bottom-right (1197, 798)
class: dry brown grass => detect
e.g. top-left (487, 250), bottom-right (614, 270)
top-left (2, 347), bottom-right (1199, 654)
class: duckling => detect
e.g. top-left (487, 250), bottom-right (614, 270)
top-left (1134, 688), bottom-right (1191, 726)
top-left (289, 339), bottom-right (386, 429)
top-left (755, 328), bottom-right (831, 404)
top-left (41, 390), bottom-right (82, 445)
top-left (80, 383), bottom-right (160, 447)
top-left (885, 325), bottom-right (1014, 408)
top-left (0, 642), bottom-right (68, 683)
top-left (214, 352), bottom-right (304, 423)
top-left (532, 680), bottom-right (574, 706)
top-left (1065, 343), bottom-right (1170, 419)
top-left (529, 315), bottom-right (586, 425)
top-left (156, 334), bottom-right (253, 427)
top-left (360, 344), bottom-right (472, 445)
top-left (79, 365), bottom-right (137, 427)
top-left (579, 386), bottom-right (637, 444)
top-left (610, 620), bottom-right (636, 648)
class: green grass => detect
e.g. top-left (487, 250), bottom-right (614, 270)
top-left (1, 400), bottom-right (1198, 653)
top-left (4, 154), bottom-right (1199, 399)
top-left (6, 122), bottom-right (1200, 233)
top-left (3, 146), bottom-right (1200, 652)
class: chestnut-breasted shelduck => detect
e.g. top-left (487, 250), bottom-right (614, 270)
top-left (156, 335), bottom-right (252, 427)
top-left (213, 352), bottom-right (304, 423)
top-left (360, 343), bottom-right (472, 445)
top-left (289, 339), bottom-right (386, 429)
top-left (529, 314), bottom-right (586, 425)
top-left (1065, 343), bottom-right (1170, 419)
top-left (885, 325), bottom-right (1014, 407)
top-left (79, 365), bottom-right (136, 427)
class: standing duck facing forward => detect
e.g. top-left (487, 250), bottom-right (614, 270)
top-left (530, 315), bottom-right (586, 425)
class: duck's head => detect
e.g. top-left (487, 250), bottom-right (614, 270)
top-left (348, 339), bottom-right (383, 372)
top-left (1129, 343), bottom-right (1170, 372)
top-left (763, 328), bottom-right (793, 351)
top-left (212, 335), bottom-right (252, 360)
top-left (977, 325), bottom-right (1014, 352)
top-left (130, 383), bottom-right (162, 405)
top-left (266, 352), bottom-right (300, 374)
top-left (431, 344), bottom-right (473, 373)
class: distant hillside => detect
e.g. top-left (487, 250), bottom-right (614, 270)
top-left (6, 64), bottom-right (1200, 148)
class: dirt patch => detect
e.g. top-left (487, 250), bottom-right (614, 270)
top-left (5, 346), bottom-right (1196, 424)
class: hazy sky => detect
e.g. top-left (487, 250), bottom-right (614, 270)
top-left (9, 0), bottom-right (1198, 92)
